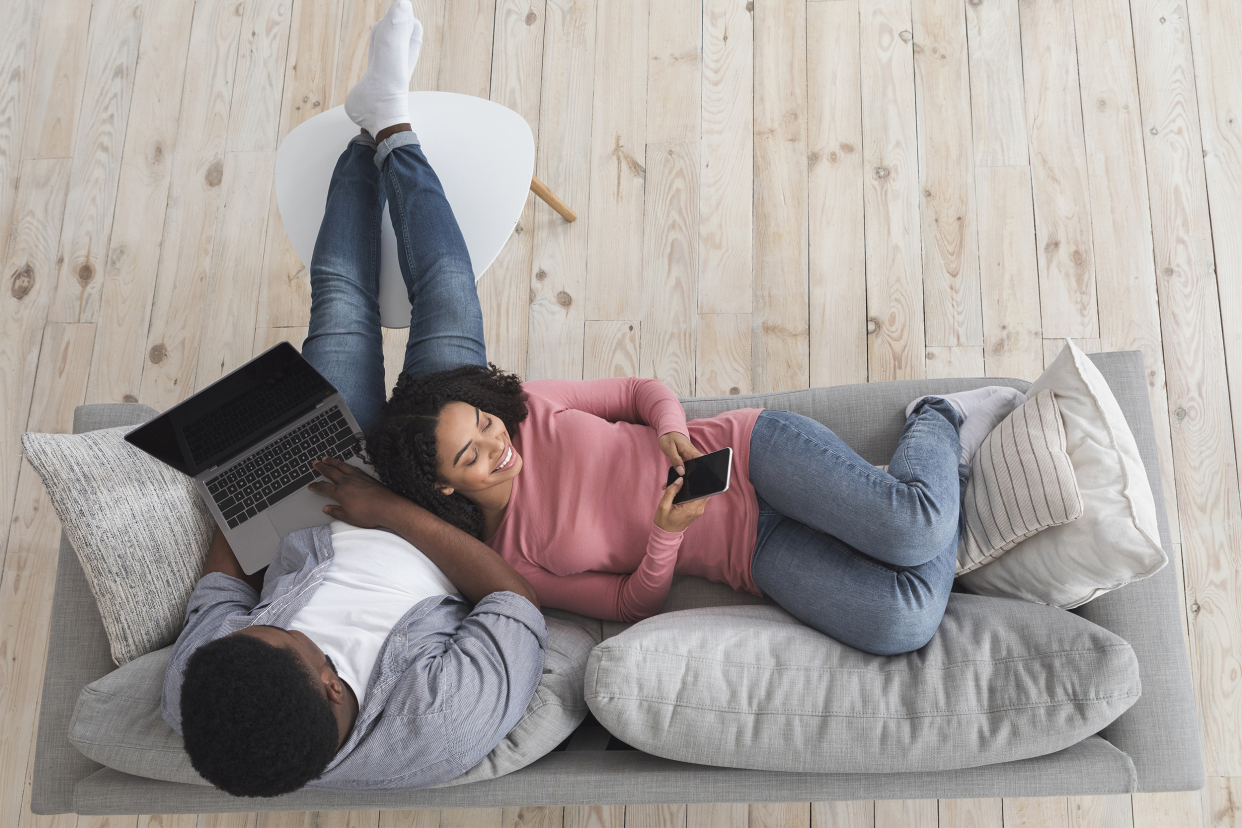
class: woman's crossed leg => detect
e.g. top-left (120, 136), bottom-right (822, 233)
top-left (747, 400), bottom-right (967, 655)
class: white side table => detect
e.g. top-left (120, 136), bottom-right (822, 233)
top-left (274, 91), bottom-right (574, 328)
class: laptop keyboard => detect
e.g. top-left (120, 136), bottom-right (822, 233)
top-left (205, 406), bottom-right (362, 529)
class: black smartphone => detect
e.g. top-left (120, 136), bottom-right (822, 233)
top-left (665, 447), bottom-right (733, 505)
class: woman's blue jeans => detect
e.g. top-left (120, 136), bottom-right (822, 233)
top-left (749, 402), bottom-right (968, 655)
top-left (304, 136), bottom-right (966, 657)
top-left (301, 135), bottom-right (487, 433)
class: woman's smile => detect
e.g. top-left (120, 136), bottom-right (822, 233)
top-left (494, 443), bottom-right (516, 473)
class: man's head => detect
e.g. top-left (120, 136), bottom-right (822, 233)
top-left (179, 626), bottom-right (358, 797)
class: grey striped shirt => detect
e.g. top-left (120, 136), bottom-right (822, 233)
top-left (160, 523), bottom-right (548, 791)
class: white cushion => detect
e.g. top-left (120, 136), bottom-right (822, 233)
top-left (585, 601), bottom-right (1141, 774)
top-left (958, 339), bottom-right (1167, 607)
top-left (957, 390), bottom-right (1084, 575)
top-left (22, 426), bottom-right (213, 665)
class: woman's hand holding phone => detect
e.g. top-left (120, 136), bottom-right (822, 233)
top-left (659, 431), bottom-right (703, 476)
top-left (654, 476), bottom-right (711, 533)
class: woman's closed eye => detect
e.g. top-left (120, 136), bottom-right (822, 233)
top-left (467, 418), bottom-right (493, 465)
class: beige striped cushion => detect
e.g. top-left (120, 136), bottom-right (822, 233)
top-left (956, 390), bottom-right (1083, 576)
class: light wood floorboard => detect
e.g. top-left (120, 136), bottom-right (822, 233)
top-left (8, 1), bottom-right (1240, 826)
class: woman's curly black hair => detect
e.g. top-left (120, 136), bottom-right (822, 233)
top-left (180, 633), bottom-right (338, 797)
top-left (365, 363), bottom-right (529, 538)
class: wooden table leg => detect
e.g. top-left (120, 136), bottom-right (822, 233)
top-left (530, 175), bottom-right (577, 222)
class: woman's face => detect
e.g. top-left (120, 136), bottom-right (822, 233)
top-left (433, 401), bottom-right (523, 499)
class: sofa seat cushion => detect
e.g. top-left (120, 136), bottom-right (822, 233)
top-left (585, 597), bottom-right (1141, 774)
top-left (70, 616), bottom-right (598, 788)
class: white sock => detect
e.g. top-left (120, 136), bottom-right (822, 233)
top-left (906, 386), bottom-right (1028, 465)
top-left (344, 1), bottom-right (416, 138)
top-left (408, 17), bottom-right (423, 77)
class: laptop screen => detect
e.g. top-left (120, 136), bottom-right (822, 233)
top-left (125, 342), bottom-right (336, 477)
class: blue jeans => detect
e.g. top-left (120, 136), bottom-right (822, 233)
top-left (748, 401), bottom-right (968, 655)
top-left (301, 135), bottom-right (487, 432)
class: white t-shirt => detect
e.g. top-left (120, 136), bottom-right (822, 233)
top-left (287, 521), bottom-right (460, 703)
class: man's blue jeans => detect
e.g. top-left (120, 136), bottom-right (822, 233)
top-left (301, 135), bottom-right (487, 433)
top-left (749, 402), bottom-right (968, 655)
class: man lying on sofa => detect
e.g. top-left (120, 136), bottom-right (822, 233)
top-left (160, 456), bottom-right (547, 797)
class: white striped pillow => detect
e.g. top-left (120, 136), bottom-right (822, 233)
top-left (956, 390), bottom-right (1083, 576)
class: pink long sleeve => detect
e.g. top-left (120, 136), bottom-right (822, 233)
top-left (486, 382), bottom-right (765, 621)
top-left (513, 525), bottom-right (683, 622)
top-left (521, 377), bottom-right (689, 438)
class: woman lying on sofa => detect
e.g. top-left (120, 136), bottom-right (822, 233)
top-left (345, 54), bottom-right (1024, 660)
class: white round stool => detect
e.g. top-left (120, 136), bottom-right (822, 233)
top-left (274, 91), bottom-right (574, 328)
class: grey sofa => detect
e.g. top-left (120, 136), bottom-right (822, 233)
top-left (31, 351), bottom-right (1204, 815)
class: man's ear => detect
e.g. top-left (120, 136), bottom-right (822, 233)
top-left (322, 667), bottom-right (347, 705)
top-left (437, 486), bottom-right (454, 496)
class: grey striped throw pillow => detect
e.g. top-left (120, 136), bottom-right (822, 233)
top-left (956, 390), bottom-right (1083, 576)
top-left (21, 426), bottom-right (214, 666)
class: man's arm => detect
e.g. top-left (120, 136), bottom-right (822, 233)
top-left (202, 527), bottom-right (267, 593)
top-left (309, 457), bottom-right (541, 609)
top-left (378, 498), bottom-right (541, 609)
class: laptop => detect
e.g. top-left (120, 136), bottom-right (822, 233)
top-left (126, 342), bottom-right (372, 574)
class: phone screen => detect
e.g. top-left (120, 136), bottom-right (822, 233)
top-left (666, 447), bottom-right (733, 504)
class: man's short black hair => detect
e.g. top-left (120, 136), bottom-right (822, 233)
top-left (180, 633), bottom-right (339, 797)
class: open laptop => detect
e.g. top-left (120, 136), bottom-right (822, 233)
top-left (125, 342), bottom-right (372, 574)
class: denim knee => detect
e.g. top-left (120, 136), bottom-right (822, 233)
top-left (863, 603), bottom-right (945, 655)
top-left (308, 283), bottom-right (380, 334)
top-left (880, 506), bottom-right (961, 568)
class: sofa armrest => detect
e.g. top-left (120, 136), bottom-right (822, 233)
top-left (1071, 351), bottom-right (1205, 791)
top-left (31, 403), bottom-right (158, 814)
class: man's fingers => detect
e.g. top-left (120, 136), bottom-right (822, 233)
top-left (307, 479), bottom-right (336, 497)
top-left (313, 457), bottom-right (347, 482)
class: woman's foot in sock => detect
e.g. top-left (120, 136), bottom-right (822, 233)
top-left (344, 0), bottom-right (419, 138)
top-left (905, 386), bottom-right (1028, 465)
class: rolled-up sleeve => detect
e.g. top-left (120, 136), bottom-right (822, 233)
top-left (441, 591), bottom-right (549, 768)
top-left (160, 573), bottom-right (259, 735)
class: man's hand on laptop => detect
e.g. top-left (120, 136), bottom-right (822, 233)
top-left (310, 456), bottom-right (405, 529)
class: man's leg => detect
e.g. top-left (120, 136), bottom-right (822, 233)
top-left (373, 132), bottom-right (488, 380)
top-left (341, 0), bottom-right (485, 383)
top-left (300, 136), bottom-right (388, 433)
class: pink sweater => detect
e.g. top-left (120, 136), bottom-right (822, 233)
top-left (485, 378), bottom-right (764, 622)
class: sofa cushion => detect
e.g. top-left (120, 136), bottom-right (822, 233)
top-left (957, 390), bottom-right (1083, 575)
top-left (959, 340), bottom-right (1167, 608)
top-left (22, 426), bottom-right (214, 666)
top-left (70, 616), bottom-right (598, 788)
top-left (585, 598), bottom-right (1141, 774)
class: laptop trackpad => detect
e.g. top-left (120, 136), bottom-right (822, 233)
top-left (269, 488), bottom-right (336, 537)
top-left (230, 517), bottom-right (283, 575)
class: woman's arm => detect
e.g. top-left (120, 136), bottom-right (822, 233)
top-left (524, 377), bottom-right (689, 436)
top-left (516, 533), bottom-right (680, 623)
top-left (515, 470), bottom-right (712, 621)
top-left (309, 456), bottom-right (541, 609)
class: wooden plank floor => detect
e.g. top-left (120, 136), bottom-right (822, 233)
top-left (2, 0), bottom-right (1238, 825)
